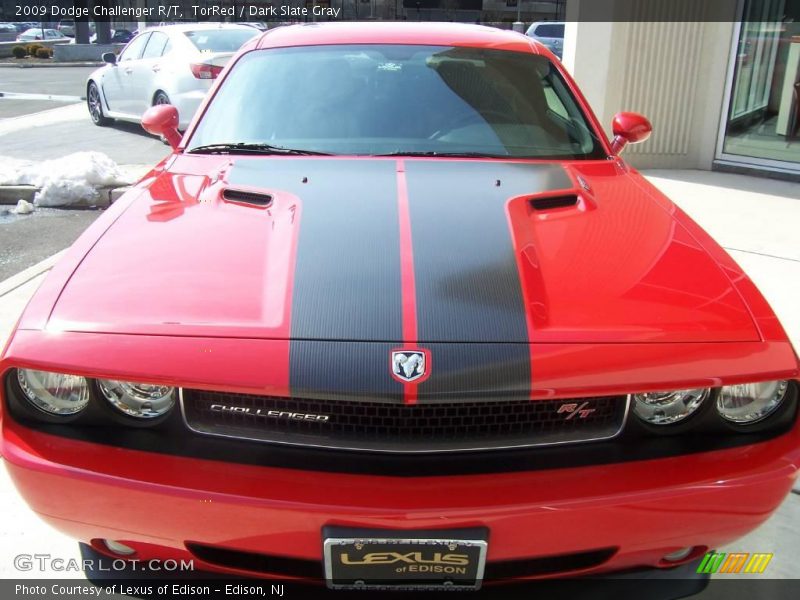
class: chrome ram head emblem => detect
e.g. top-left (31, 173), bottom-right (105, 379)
top-left (391, 350), bottom-right (426, 383)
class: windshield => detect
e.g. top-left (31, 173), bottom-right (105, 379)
top-left (183, 28), bottom-right (258, 53)
top-left (187, 44), bottom-right (606, 159)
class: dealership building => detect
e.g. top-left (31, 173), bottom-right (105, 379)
top-left (2, 0), bottom-right (798, 178)
top-left (564, 0), bottom-right (800, 180)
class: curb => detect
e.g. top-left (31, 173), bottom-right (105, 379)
top-left (0, 185), bottom-right (129, 207)
top-left (0, 186), bottom-right (36, 203)
top-left (0, 250), bottom-right (64, 299)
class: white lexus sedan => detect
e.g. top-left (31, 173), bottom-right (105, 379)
top-left (86, 23), bottom-right (258, 130)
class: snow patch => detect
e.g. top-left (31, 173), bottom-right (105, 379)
top-left (0, 152), bottom-right (131, 207)
top-left (11, 199), bottom-right (35, 215)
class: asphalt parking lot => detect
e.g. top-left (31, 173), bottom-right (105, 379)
top-left (1, 66), bottom-right (167, 277)
top-left (0, 66), bottom-right (168, 162)
top-left (1, 109), bottom-right (168, 162)
top-left (0, 208), bottom-right (99, 281)
top-left (0, 66), bottom-right (92, 118)
top-left (0, 65), bottom-right (798, 593)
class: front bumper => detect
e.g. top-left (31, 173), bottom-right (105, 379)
top-left (2, 414), bottom-right (798, 581)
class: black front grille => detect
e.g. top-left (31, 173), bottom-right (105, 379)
top-left (181, 390), bottom-right (628, 453)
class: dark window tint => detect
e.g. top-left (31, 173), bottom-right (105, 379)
top-left (536, 24), bottom-right (565, 38)
top-left (111, 29), bottom-right (133, 43)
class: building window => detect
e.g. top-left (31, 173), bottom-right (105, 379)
top-left (720, 0), bottom-right (800, 169)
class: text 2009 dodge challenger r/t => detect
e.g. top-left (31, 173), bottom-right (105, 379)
top-left (1, 23), bottom-right (798, 590)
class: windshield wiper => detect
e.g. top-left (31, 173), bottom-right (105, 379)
top-left (187, 143), bottom-right (333, 156)
top-left (375, 151), bottom-right (511, 158)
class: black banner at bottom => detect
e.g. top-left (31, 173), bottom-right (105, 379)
top-left (4, 578), bottom-right (800, 600)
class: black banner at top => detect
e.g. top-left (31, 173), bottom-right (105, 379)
top-left (403, 0), bottom-right (482, 10)
top-left (0, 0), bottom-right (795, 22)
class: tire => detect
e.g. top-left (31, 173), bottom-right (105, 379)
top-left (152, 91), bottom-right (173, 144)
top-left (153, 90), bottom-right (171, 107)
top-left (87, 81), bottom-right (111, 126)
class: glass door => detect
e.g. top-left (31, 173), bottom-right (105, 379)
top-left (718, 0), bottom-right (800, 171)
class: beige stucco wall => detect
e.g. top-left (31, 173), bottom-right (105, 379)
top-left (563, 0), bottom-right (738, 170)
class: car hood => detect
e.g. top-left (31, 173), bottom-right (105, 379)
top-left (48, 157), bottom-right (760, 344)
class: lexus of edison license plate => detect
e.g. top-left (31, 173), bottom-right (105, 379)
top-left (323, 536), bottom-right (488, 590)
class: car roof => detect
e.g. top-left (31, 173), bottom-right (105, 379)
top-left (146, 23), bottom-right (257, 33)
top-left (253, 22), bottom-right (540, 54)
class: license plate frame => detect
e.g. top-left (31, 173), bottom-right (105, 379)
top-left (323, 531), bottom-right (488, 591)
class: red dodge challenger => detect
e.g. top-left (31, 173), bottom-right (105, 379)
top-left (1, 23), bottom-right (798, 591)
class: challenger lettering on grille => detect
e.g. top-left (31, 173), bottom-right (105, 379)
top-left (209, 404), bottom-right (330, 422)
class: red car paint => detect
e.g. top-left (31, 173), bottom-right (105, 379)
top-left (1, 23), bottom-right (799, 582)
top-left (4, 422), bottom-right (799, 577)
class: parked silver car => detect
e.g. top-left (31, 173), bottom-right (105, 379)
top-left (16, 28), bottom-right (68, 42)
top-left (86, 23), bottom-right (258, 130)
top-left (89, 29), bottom-right (135, 44)
top-left (0, 23), bottom-right (18, 42)
top-left (525, 21), bottom-right (565, 59)
top-left (58, 20), bottom-right (75, 37)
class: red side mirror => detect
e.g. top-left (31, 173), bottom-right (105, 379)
top-left (610, 112), bottom-right (652, 155)
top-left (141, 104), bottom-right (181, 150)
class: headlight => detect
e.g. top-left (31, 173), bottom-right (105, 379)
top-left (16, 369), bottom-right (90, 416)
top-left (717, 380), bottom-right (788, 424)
top-left (97, 379), bottom-right (175, 419)
top-left (632, 388), bottom-right (708, 425)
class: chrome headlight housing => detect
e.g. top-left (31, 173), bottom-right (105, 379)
top-left (97, 379), bottom-right (175, 419)
top-left (632, 388), bottom-right (709, 425)
top-left (717, 380), bottom-right (789, 424)
top-left (16, 369), bottom-right (90, 416)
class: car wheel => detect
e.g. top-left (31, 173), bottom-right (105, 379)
top-left (87, 82), bottom-right (111, 126)
top-left (153, 91), bottom-right (171, 107)
top-left (152, 91), bottom-right (174, 144)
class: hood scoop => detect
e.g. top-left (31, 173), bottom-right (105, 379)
top-left (530, 194), bottom-right (578, 211)
top-left (222, 188), bottom-right (273, 207)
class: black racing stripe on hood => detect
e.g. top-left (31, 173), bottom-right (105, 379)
top-left (290, 341), bottom-right (403, 403)
top-left (227, 158), bottom-right (404, 401)
top-left (405, 160), bottom-right (571, 343)
top-left (419, 343), bottom-right (533, 401)
top-left (406, 161), bottom-right (571, 400)
top-left (227, 159), bottom-right (403, 341)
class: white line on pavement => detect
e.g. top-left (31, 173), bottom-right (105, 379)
top-left (0, 102), bottom-right (86, 137)
top-left (0, 91), bottom-right (84, 102)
